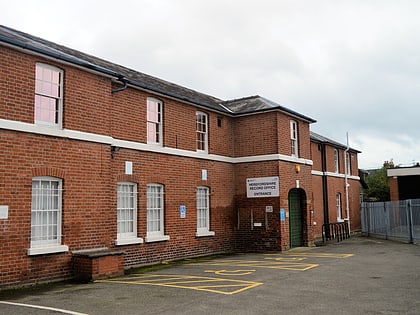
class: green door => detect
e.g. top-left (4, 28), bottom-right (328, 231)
top-left (289, 189), bottom-right (305, 248)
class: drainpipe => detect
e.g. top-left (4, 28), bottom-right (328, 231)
top-left (344, 132), bottom-right (350, 232)
top-left (321, 143), bottom-right (329, 226)
top-left (112, 77), bottom-right (128, 94)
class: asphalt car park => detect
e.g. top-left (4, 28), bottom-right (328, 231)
top-left (1, 236), bottom-right (420, 314)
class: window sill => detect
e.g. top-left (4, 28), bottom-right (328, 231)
top-left (115, 237), bottom-right (144, 246)
top-left (28, 245), bottom-right (69, 256)
top-left (145, 235), bottom-right (170, 243)
top-left (196, 231), bottom-right (215, 237)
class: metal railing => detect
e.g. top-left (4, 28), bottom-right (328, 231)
top-left (322, 221), bottom-right (350, 243)
top-left (361, 199), bottom-right (420, 243)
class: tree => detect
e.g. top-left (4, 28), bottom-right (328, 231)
top-left (365, 161), bottom-right (393, 201)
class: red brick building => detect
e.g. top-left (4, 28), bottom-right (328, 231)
top-left (388, 165), bottom-right (420, 201)
top-left (310, 133), bottom-right (361, 236)
top-left (0, 25), bottom-right (361, 287)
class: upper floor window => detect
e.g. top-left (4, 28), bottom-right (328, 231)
top-left (35, 64), bottom-right (63, 127)
top-left (147, 97), bottom-right (163, 145)
top-left (346, 152), bottom-right (351, 175)
top-left (116, 182), bottom-right (142, 245)
top-left (196, 112), bottom-right (208, 152)
top-left (290, 120), bottom-right (298, 157)
top-left (334, 149), bottom-right (339, 173)
top-left (29, 176), bottom-right (68, 255)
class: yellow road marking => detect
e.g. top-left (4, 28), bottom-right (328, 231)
top-left (195, 259), bottom-right (318, 271)
top-left (264, 257), bottom-right (307, 261)
top-left (204, 269), bottom-right (256, 276)
top-left (97, 274), bottom-right (262, 295)
top-left (281, 252), bottom-right (354, 258)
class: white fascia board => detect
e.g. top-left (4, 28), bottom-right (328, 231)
top-left (388, 167), bottom-right (420, 177)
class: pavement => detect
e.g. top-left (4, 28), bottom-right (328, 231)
top-left (1, 236), bottom-right (420, 315)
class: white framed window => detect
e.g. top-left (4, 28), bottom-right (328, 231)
top-left (196, 187), bottom-right (214, 237)
top-left (346, 152), bottom-right (351, 175)
top-left (334, 149), bottom-right (339, 173)
top-left (29, 177), bottom-right (68, 255)
top-left (116, 182), bottom-right (142, 245)
top-left (35, 63), bottom-right (63, 127)
top-left (290, 120), bottom-right (298, 157)
top-left (146, 184), bottom-right (169, 242)
top-left (147, 97), bottom-right (163, 145)
top-left (196, 112), bottom-right (208, 152)
top-left (336, 193), bottom-right (343, 221)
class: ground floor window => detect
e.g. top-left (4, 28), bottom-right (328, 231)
top-left (146, 184), bottom-right (169, 242)
top-left (29, 177), bottom-right (68, 255)
top-left (116, 182), bottom-right (142, 245)
top-left (196, 186), bottom-right (214, 237)
top-left (336, 193), bottom-right (343, 221)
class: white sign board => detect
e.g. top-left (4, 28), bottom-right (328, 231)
top-left (246, 176), bottom-right (279, 198)
top-left (0, 206), bottom-right (8, 219)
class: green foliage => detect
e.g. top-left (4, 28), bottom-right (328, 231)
top-left (365, 161), bottom-right (392, 201)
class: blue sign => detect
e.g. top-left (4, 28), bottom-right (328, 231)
top-left (280, 209), bottom-right (285, 221)
top-left (180, 205), bottom-right (186, 219)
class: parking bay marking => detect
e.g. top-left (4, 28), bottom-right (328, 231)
top-left (204, 269), bottom-right (256, 276)
top-left (195, 259), bottom-right (318, 271)
top-left (276, 252), bottom-right (354, 259)
top-left (97, 274), bottom-right (263, 295)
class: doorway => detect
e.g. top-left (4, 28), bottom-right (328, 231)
top-left (288, 188), bottom-right (307, 248)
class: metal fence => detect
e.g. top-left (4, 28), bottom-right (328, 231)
top-left (361, 199), bottom-right (420, 243)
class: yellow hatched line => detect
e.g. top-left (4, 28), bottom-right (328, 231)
top-left (195, 260), bottom-right (318, 271)
top-left (97, 274), bottom-right (263, 295)
top-left (281, 252), bottom-right (354, 258)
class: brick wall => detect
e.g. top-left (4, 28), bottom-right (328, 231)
top-left (0, 42), bottom-right (360, 287)
top-left (310, 141), bottom-right (361, 239)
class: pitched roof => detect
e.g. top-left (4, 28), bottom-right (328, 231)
top-left (0, 25), bottom-right (226, 113)
top-left (0, 24), bottom-right (315, 121)
top-left (310, 131), bottom-right (361, 153)
top-left (223, 95), bottom-right (316, 123)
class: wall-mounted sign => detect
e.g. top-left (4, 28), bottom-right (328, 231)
top-left (180, 205), bottom-right (186, 218)
top-left (280, 209), bottom-right (285, 221)
top-left (125, 161), bottom-right (133, 175)
top-left (246, 176), bottom-right (279, 198)
top-left (0, 206), bottom-right (8, 219)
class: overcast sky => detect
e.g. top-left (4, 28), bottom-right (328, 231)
top-left (1, 0), bottom-right (419, 169)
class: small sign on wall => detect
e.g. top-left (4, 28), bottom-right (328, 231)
top-left (266, 206), bottom-right (273, 213)
top-left (280, 209), bottom-right (285, 221)
top-left (0, 206), bottom-right (8, 219)
top-left (180, 205), bottom-right (186, 218)
top-left (125, 161), bottom-right (133, 175)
